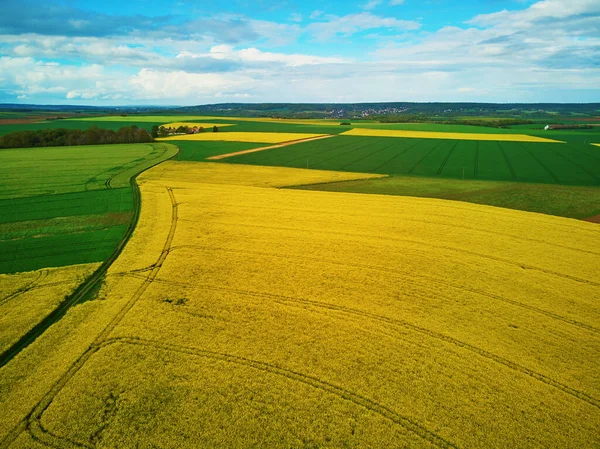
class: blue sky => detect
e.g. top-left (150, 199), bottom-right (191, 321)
top-left (0, 0), bottom-right (598, 105)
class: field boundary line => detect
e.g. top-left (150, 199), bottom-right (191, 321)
top-left (0, 143), bottom-right (179, 370)
top-left (0, 146), bottom-right (179, 448)
top-left (0, 186), bottom-right (179, 449)
top-left (99, 337), bottom-right (459, 449)
top-left (206, 135), bottom-right (334, 160)
top-left (22, 187), bottom-right (180, 449)
top-left (280, 174), bottom-right (388, 190)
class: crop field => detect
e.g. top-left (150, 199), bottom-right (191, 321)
top-left (294, 175), bottom-right (600, 220)
top-left (1, 162), bottom-right (598, 448)
top-left (158, 131), bottom-right (326, 144)
top-left (173, 141), bottom-right (265, 161)
top-left (61, 115), bottom-right (350, 135)
top-left (341, 127), bottom-right (562, 142)
top-left (0, 263), bottom-right (99, 354)
top-left (0, 120), bottom-right (168, 137)
top-left (0, 143), bottom-right (178, 273)
top-left (224, 135), bottom-right (600, 186)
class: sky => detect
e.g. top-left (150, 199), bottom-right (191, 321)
top-left (0, 0), bottom-right (598, 105)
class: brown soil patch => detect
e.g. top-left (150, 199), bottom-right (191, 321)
top-left (583, 214), bottom-right (600, 223)
top-left (206, 135), bottom-right (335, 160)
top-left (0, 118), bottom-right (43, 124)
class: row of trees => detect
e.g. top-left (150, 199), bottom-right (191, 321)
top-left (151, 125), bottom-right (219, 137)
top-left (0, 126), bottom-right (154, 149)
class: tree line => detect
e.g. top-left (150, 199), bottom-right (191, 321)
top-left (0, 126), bottom-right (153, 149)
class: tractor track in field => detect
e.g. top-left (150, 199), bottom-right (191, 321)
top-left (473, 142), bottom-right (479, 177)
top-left (0, 145), bottom-right (179, 370)
top-left (91, 337), bottom-right (460, 449)
top-left (551, 149), bottom-right (600, 183)
top-left (498, 144), bottom-right (517, 180)
top-left (370, 139), bottom-right (424, 173)
top-left (339, 140), bottom-right (398, 170)
top-left (281, 136), bottom-right (364, 166)
top-left (436, 142), bottom-right (458, 175)
top-left (517, 143), bottom-right (561, 184)
top-left (0, 270), bottom-right (48, 307)
top-left (114, 267), bottom-right (600, 411)
top-left (408, 140), bottom-right (447, 174)
top-left (0, 182), bottom-right (179, 449)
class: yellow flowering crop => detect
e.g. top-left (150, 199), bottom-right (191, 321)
top-left (342, 127), bottom-right (564, 142)
top-left (1, 162), bottom-right (598, 448)
top-left (157, 132), bottom-right (326, 143)
top-left (0, 263), bottom-right (99, 353)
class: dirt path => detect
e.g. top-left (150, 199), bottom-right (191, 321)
top-left (206, 134), bottom-right (335, 160)
top-left (583, 214), bottom-right (600, 224)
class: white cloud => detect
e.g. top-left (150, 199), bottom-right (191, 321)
top-left (289, 13), bottom-right (302, 22)
top-left (129, 68), bottom-right (252, 100)
top-left (389, 0), bottom-right (405, 5)
top-left (469, 0), bottom-right (600, 27)
top-left (307, 13), bottom-right (421, 41)
top-left (181, 46), bottom-right (348, 67)
top-left (0, 0), bottom-right (598, 104)
top-left (363, 0), bottom-right (383, 10)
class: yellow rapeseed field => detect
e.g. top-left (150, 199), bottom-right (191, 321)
top-left (342, 127), bottom-right (564, 142)
top-left (157, 132), bottom-right (326, 144)
top-left (0, 263), bottom-right (99, 353)
top-left (1, 163), bottom-right (598, 448)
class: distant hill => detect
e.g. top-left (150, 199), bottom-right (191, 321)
top-left (1, 102), bottom-right (598, 119)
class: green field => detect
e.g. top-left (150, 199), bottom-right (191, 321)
top-left (0, 143), bottom-right (177, 273)
top-left (292, 175), bottom-right (600, 220)
top-left (173, 140), bottom-right (264, 161)
top-left (223, 135), bottom-right (600, 186)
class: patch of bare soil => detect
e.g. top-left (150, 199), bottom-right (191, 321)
top-left (583, 214), bottom-right (600, 223)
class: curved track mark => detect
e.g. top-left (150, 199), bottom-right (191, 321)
top-left (0, 144), bottom-right (179, 369)
top-left (100, 337), bottom-right (459, 449)
top-left (135, 270), bottom-right (600, 410)
top-left (0, 270), bottom-right (48, 307)
top-left (6, 187), bottom-right (180, 449)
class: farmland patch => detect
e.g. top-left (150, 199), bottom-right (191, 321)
top-left (158, 132), bottom-right (327, 144)
top-left (341, 127), bottom-right (564, 143)
top-left (2, 162), bottom-right (598, 448)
